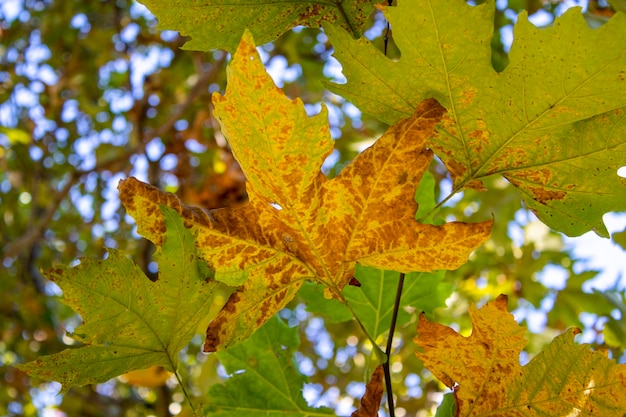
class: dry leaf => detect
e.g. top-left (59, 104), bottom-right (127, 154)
top-left (414, 294), bottom-right (626, 416)
top-left (351, 365), bottom-right (384, 417)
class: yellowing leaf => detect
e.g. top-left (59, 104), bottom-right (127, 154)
top-left (17, 206), bottom-right (218, 392)
top-left (118, 31), bottom-right (492, 352)
top-left (138, 0), bottom-right (380, 52)
top-left (414, 294), bottom-right (626, 416)
top-left (120, 366), bottom-right (172, 388)
top-left (326, 0), bottom-right (626, 237)
top-left (351, 365), bottom-right (384, 417)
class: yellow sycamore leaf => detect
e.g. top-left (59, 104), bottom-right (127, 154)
top-left (118, 31), bottom-right (492, 352)
top-left (414, 294), bottom-right (626, 416)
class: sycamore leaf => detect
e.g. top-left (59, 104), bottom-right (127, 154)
top-left (414, 170), bottom-right (439, 223)
top-left (596, 290), bottom-right (626, 349)
top-left (205, 315), bottom-right (332, 416)
top-left (346, 267), bottom-right (452, 339)
top-left (298, 281), bottom-right (354, 323)
top-left (118, 31), bottom-right (492, 352)
top-left (414, 294), bottom-right (626, 416)
top-left (300, 179), bottom-right (451, 334)
top-left (300, 266), bottom-right (452, 340)
top-left (613, 229), bottom-right (626, 250)
top-left (434, 393), bottom-right (455, 417)
top-left (325, 0), bottom-right (626, 237)
top-left (137, 0), bottom-right (380, 52)
top-left (351, 365), bottom-right (384, 417)
top-left (17, 206), bottom-right (217, 392)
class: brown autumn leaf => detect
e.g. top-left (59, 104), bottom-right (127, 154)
top-left (118, 31), bottom-right (492, 352)
top-left (351, 365), bottom-right (384, 417)
top-left (414, 294), bottom-right (626, 416)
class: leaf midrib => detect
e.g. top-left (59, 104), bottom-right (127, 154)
top-left (466, 55), bottom-right (620, 183)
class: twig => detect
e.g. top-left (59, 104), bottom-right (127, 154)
top-left (382, 272), bottom-right (404, 417)
top-left (381, 5), bottom-right (400, 415)
top-left (384, 0), bottom-right (393, 56)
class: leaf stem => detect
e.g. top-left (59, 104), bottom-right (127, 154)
top-left (338, 291), bottom-right (387, 363)
top-left (419, 186), bottom-right (461, 222)
top-left (173, 370), bottom-right (197, 416)
top-left (382, 272), bottom-right (404, 417)
top-left (165, 349), bottom-right (197, 416)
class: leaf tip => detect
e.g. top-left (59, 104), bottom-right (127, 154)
top-left (494, 293), bottom-right (509, 309)
top-left (350, 365), bottom-right (384, 417)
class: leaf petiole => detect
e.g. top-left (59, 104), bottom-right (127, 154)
top-left (335, 289), bottom-right (387, 363)
top-left (173, 369), bottom-right (197, 416)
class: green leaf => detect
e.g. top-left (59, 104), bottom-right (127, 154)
top-left (205, 315), bottom-right (332, 416)
top-left (326, 0), bottom-right (626, 237)
top-left (547, 270), bottom-right (613, 330)
top-left (298, 281), bottom-right (354, 323)
top-left (302, 265), bottom-right (452, 340)
top-left (612, 229), bottom-right (626, 250)
top-left (17, 205), bottom-right (218, 392)
top-left (596, 290), bottom-right (626, 349)
top-left (138, 0), bottom-right (380, 52)
top-left (434, 393), bottom-right (455, 417)
top-left (415, 170), bottom-right (440, 223)
top-left (346, 266), bottom-right (452, 339)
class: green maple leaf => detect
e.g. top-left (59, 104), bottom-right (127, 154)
top-left (598, 290), bottom-right (626, 349)
top-left (138, 0), bottom-right (380, 52)
top-left (17, 206), bottom-right (218, 392)
top-left (301, 265), bottom-right (452, 339)
top-left (547, 270), bottom-right (610, 329)
top-left (325, 0), bottom-right (626, 237)
top-left (205, 315), bottom-right (332, 416)
top-left (549, 271), bottom-right (626, 349)
top-left (347, 267), bottom-right (452, 339)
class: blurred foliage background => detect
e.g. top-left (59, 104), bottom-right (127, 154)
top-left (1, 0), bottom-right (625, 416)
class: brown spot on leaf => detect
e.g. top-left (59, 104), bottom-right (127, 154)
top-left (527, 186), bottom-right (566, 204)
top-left (204, 315), bottom-right (227, 352)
